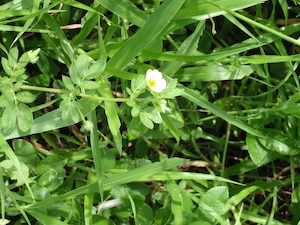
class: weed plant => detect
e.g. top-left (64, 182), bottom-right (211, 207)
top-left (0, 0), bottom-right (300, 224)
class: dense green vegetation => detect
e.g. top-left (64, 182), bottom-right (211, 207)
top-left (1, 0), bottom-right (300, 224)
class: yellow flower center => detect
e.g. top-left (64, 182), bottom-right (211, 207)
top-left (148, 79), bottom-right (156, 88)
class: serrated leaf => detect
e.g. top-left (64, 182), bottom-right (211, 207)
top-left (140, 112), bottom-right (154, 129)
top-left (16, 91), bottom-right (36, 103)
top-left (2, 103), bottom-right (17, 133)
top-left (17, 103), bottom-right (33, 132)
top-left (78, 80), bottom-right (100, 89)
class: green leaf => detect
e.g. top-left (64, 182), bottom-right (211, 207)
top-left (92, 215), bottom-right (116, 225)
top-left (69, 63), bottom-right (81, 85)
top-left (17, 103), bottom-right (33, 132)
top-left (136, 203), bottom-right (154, 225)
top-left (258, 128), bottom-right (299, 155)
top-left (199, 186), bottom-right (229, 216)
top-left (78, 81), bottom-right (100, 89)
top-left (35, 155), bottom-right (67, 175)
top-left (13, 139), bottom-right (38, 171)
top-left (8, 47), bottom-right (18, 68)
top-left (37, 168), bottom-right (66, 192)
top-left (1, 57), bottom-right (13, 76)
top-left (139, 112), bottom-right (154, 129)
top-left (128, 116), bottom-right (148, 140)
top-left (2, 103), bottom-right (17, 133)
top-left (246, 134), bottom-right (270, 167)
top-left (62, 75), bottom-right (75, 90)
top-left (144, 107), bottom-right (162, 124)
top-left (131, 106), bottom-right (140, 117)
top-left (2, 98), bottom-right (100, 140)
top-left (76, 54), bottom-right (90, 79)
top-left (16, 91), bottom-right (36, 103)
top-left (161, 113), bottom-right (180, 143)
top-left (0, 159), bottom-right (29, 186)
top-left (86, 58), bottom-right (106, 79)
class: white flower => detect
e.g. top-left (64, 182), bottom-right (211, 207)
top-left (146, 69), bottom-right (166, 93)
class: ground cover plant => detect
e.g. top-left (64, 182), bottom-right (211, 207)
top-left (1, 0), bottom-right (300, 224)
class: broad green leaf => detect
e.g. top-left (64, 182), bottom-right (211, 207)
top-left (8, 47), bottom-right (18, 68)
top-left (76, 54), bottom-right (90, 79)
top-left (69, 63), bottom-right (81, 85)
top-left (62, 75), bottom-right (75, 90)
top-left (199, 186), bottom-right (229, 216)
top-left (17, 103), bottom-right (33, 132)
top-left (144, 107), bottom-right (162, 124)
top-left (161, 113), bottom-right (180, 143)
top-left (128, 116), bottom-right (148, 140)
top-left (37, 168), bottom-right (65, 192)
top-left (86, 58), bottom-right (106, 79)
top-left (0, 159), bottom-right (29, 186)
top-left (2, 103), bottom-right (17, 133)
top-left (16, 91), bottom-right (36, 103)
top-left (258, 128), bottom-right (299, 155)
top-left (140, 112), bottom-right (154, 130)
top-left (78, 81), bottom-right (100, 89)
top-left (92, 215), bottom-right (116, 225)
top-left (1, 57), bottom-right (13, 75)
top-left (136, 203), bottom-right (154, 225)
top-left (35, 155), bottom-right (67, 175)
top-left (13, 139), bottom-right (37, 170)
top-left (246, 134), bottom-right (270, 167)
